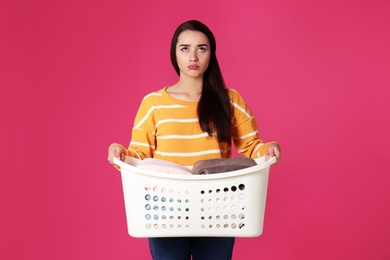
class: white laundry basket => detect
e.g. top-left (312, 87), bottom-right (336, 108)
top-left (113, 156), bottom-right (276, 238)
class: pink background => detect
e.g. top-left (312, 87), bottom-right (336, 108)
top-left (1, 0), bottom-right (389, 259)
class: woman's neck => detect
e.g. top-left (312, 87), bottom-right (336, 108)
top-left (167, 77), bottom-right (203, 102)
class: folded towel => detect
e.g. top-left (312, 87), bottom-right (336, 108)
top-left (192, 157), bottom-right (257, 175)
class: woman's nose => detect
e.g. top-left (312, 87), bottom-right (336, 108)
top-left (190, 51), bottom-right (198, 62)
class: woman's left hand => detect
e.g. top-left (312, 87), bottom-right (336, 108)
top-left (266, 143), bottom-right (282, 163)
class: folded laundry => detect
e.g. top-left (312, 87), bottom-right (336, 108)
top-left (192, 157), bottom-right (257, 175)
top-left (136, 158), bottom-right (192, 175)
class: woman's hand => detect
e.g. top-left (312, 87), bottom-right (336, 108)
top-left (266, 143), bottom-right (282, 163)
top-left (107, 143), bottom-right (126, 165)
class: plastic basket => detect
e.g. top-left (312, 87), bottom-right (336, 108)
top-left (113, 156), bottom-right (276, 238)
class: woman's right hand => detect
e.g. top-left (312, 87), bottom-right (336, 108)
top-left (107, 143), bottom-right (126, 165)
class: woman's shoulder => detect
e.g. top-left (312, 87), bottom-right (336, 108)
top-left (139, 87), bottom-right (169, 104)
top-left (227, 88), bottom-right (245, 102)
top-left (142, 87), bottom-right (167, 99)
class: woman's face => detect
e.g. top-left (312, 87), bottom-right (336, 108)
top-left (176, 30), bottom-right (211, 79)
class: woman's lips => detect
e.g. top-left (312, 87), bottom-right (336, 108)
top-left (188, 64), bottom-right (199, 70)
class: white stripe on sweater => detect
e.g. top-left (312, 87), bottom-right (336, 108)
top-left (233, 130), bottom-right (259, 140)
top-left (130, 141), bottom-right (156, 149)
top-left (135, 104), bottom-right (187, 128)
top-left (230, 100), bottom-right (253, 119)
top-left (156, 118), bottom-right (198, 127)
top-left (157, 133), bottom-right (209, 140)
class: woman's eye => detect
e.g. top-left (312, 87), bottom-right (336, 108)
top-left (181, 47), bottom-right (189, 52)
top-left (199, 48), bottom-right (206, 52)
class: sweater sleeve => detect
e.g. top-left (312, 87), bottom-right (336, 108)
top-left (126, 95), bottom-right (157, 159)
top-left (229, 89), bottom-right (276, 158)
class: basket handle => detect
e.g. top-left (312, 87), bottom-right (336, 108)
top-left (254, 156), bottom-right (277, 166)
top-left (267, 156), bottom-right (277, 165)
top-left (113, 157), bottom-right (127, 169)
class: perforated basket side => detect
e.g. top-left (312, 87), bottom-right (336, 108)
top-left (119, 163), bottom-right (271, 238)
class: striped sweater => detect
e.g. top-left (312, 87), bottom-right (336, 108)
top-left (125, 87), bottom-right (273, 167)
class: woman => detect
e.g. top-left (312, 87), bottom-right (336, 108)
top-left (108, 20), bottom-right (281, 260)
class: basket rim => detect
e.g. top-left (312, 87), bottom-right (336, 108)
top-left (114, 156), bottom-right (276, 180)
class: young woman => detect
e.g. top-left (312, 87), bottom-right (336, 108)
top-left (108, 20), bottom-right (281, 260)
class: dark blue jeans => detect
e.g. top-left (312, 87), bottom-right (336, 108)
top-left (148, 237), bottom-right (235, 260)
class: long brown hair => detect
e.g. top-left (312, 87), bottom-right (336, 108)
top-left (170, 20), bottom-right (232, 144)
